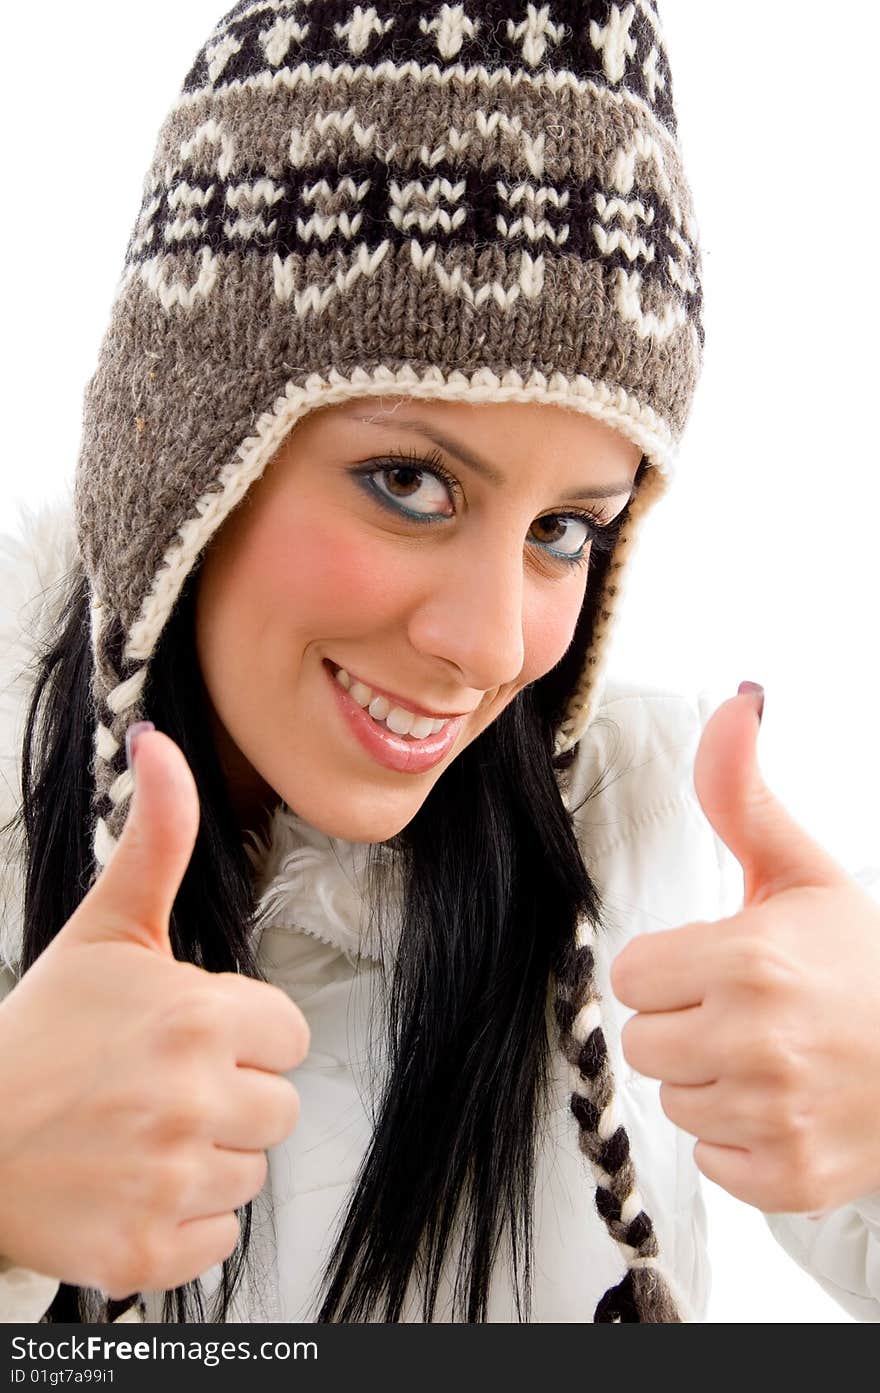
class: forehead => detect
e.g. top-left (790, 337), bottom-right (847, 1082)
top-left (317, 394), bottom-right (644, 470)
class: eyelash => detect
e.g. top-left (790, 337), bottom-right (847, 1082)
top-left (352, 446), bottom-right (626, 572)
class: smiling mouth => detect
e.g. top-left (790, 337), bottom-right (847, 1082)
top-left (324, 657), bottom-right (469, 772)
top-left (324, 659), bottom-right (471, 722)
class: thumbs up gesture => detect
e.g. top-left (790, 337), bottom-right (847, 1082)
top-left (0, 728), bottom-right (309, 1299)
top-left (611, 688), bottom-right (880, 1215)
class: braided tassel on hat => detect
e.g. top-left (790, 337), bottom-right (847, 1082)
top-left (554, 911), bottom-right (686, 1321)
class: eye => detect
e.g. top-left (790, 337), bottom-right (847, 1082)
top-left (529, 513), bottom-right (595, 558)
top-left (352, 446), bottom-right (627, 571)
top-left (367, 454), bottom-right (455, 519)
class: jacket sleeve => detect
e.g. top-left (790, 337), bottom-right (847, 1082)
top-left (696, 691), bottom-right (880, 1321)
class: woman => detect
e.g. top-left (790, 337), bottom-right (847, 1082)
top-left (0, 0), bottom-right (878, 1324)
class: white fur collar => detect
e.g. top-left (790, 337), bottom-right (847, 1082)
top-left (242, 801), bottom-right (404, 965)
top-left (0, 486), bottom-right (82, 974)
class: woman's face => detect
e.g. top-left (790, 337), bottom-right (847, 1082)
top-left (194, 395), bottom-right (643, 842)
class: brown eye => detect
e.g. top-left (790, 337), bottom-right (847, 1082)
top-left (372, 464), bottom-right (454, 517)
top-left (530, 514), bottom-right (592, 557)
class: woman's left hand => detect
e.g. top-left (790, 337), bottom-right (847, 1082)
top-left (610, 687), bottom-right (880, 1215)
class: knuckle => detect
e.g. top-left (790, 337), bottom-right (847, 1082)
top-left (119, 1219), bottom-right (167, 1291)
top-left (161, 991), bottom-right (226, 1055)
top-left (741, 1027), bottom-right (800, 1084)
top-left (729, 936), bottom-right (796, 997)
top-left (763, 1038), bottom-right (806, 1095)
top-left (152, 1156), bottom-right (199, 1215)
top-left (147, 1077), bottom-right (217, 1143)
top-left (773, 1090), bottom-right (812, 1143)
top-left (730, 1076), bottom-right (777, 1131)
top-left (775, 1111), bottom-right (819, 1180)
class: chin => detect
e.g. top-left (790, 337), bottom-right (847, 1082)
top-left (317, 807), bottom-right (414, 845)
top-left (279, 782), bottom-right (428, 845)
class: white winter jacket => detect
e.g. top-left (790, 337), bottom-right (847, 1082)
top-left (0, 494), bottom-right (878, 1325)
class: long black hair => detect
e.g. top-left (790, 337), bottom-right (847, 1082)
top-left (2, 460), bottom-right (645, 1323)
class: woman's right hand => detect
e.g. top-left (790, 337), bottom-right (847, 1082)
top-left (0, 728), bottom-right (309, 1301)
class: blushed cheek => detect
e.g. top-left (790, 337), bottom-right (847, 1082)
top-left (264, 516), bottom-right (406, 631)
top-left (522, 582), bottom-right (588, 684)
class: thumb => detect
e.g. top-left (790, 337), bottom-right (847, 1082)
top-left (693, 686), bottom-right (845, 905)
top-left (64, 726), bottom-right (201, 956)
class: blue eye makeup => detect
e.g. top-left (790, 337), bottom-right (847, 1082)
top-left (350, 446), bottom-right (627, 572)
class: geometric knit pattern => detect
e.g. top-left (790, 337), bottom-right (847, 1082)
top-left (71, 1), bottom-right (704, 1322)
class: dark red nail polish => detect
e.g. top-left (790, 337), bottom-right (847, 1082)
top-left (125, 721), bottom-right (155, 773)
top-left (737, 681), bottom-right (764, 724)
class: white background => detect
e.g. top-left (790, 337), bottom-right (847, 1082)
top-left (1, 3), bottom-right (877, 1322)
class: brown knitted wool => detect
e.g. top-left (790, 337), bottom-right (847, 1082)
top-left (73, 0), bottom-right (704, 1321)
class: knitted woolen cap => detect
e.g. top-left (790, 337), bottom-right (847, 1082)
top-left (74, 0), bottom-right (703, 1322)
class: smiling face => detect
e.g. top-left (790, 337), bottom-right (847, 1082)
top-left (193, 395), bottom-right (643, 842)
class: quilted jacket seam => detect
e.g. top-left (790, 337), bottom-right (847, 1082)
top-left (582, 789), bottom-right (696, 862)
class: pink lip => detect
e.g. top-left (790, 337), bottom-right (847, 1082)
top-left (324, 660), bottom-right (470, 720)
top-left (325, 660), bottom-right (466, 774)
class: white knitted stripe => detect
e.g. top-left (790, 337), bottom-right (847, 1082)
top-left (109, 769), bottom-right (136, 810)
top-left (174, 59), bottom-right (678, 149)
top-left (569, 1075), bottom-right (595, 1108)
top-left (96, 724), bottom-right (120, 761)
top-left (140, 246), bottom-right (220, 314)
top-left (273, 240), bottom-right (390, 313)
top-left (94, 817), bottom-right (116, 869)
top-left (207, 0), bottom-right (301, 37)
top-left (614, 267), bottom-right (688, 343)
top-left (106, 668), bottom-right (148, 716)
top-left (620, 1188), bottom-right (645, 1226)
top-left (570, 998), bottom-right (602, 1042)
top-left (597, 1094), bottom-right (622, 1141)
top-left (567, 1073), bottom-right (620, 1142)
top-left (142, 228), bottom-right (687, 373)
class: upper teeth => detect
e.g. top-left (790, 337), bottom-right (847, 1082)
top-left (333, 668), bottom-right (449, 738)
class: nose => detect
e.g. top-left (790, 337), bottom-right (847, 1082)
top-left (407, 543), bottom-right (526, 695)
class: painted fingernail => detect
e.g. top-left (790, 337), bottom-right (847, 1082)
top-left (125, 721), bottom-right (155, 774)
top-left (737, 681), bottom-right (764, 724)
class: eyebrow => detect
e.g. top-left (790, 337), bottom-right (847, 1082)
top-left (343, 411), bottom-right (638, 504)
